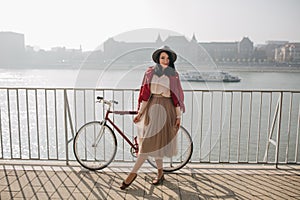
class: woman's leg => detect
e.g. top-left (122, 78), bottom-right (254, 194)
top-left (131, 154), bottom-right (147, 173)
top-left (123, 154), bottom-right (147, 184)
top-left (153, 158), bottom-right (164, 185)
top-left (155, 158), bottom-right (163, 177)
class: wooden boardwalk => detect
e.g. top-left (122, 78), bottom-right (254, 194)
top-left (0, 163), bottom-right (299, 199)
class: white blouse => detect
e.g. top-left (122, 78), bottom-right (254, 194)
top-left (139, 74), bottom-right (182, 118)
top-left (150, 74), bottom-right (171, 97)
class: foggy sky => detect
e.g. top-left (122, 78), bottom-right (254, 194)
top-left (1, 0), bottom-right (299, 51)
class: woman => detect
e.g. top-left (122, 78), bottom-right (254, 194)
top-left (120, 46), bottom-right (185, 190)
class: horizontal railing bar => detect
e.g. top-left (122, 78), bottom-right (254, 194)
top-left (0, 87), bottom-right (300, 93)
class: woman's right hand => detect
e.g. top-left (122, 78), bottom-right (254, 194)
top-left (133, 113), bottom-right (142, 123)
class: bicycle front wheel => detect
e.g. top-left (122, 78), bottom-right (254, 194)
top-left (147, 126), bottom-right (193, 172)
top-left (73, 121), bottom-right (117, 171)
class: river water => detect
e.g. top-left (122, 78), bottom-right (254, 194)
top-left (0, 68), bottom-right (300, 90)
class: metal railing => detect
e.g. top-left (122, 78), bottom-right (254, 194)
top-left (0, 87), bottom-right (299, 165)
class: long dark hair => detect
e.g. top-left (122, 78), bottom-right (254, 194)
top-left (154, 51), bottom-right (176, 77)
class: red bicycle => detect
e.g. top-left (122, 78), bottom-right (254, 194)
top-left (73, 96), bottom-right (193, 172)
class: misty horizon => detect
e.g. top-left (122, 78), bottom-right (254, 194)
top-left (1, 29), bottom-right (299, 69)
top-left (1, 30), bottom-right (296, 52)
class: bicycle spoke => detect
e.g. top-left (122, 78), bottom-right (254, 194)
top-left (74, 122), bottom-right (117, 171)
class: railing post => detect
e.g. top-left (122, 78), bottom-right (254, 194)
top-left (275, 92), bottom-right (283, 168)
top-left (64, 89), bottom-right (76, 166)
top-left (64, 90), bottom-right (69, 165)
top-left (263, 94), bottom-right (280, 163)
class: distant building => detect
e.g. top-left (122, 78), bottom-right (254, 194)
top-left (87, 35), bottom-right (257, 67)
top-left (23, 44), bottom-right (84, 67)
top-left (199, 37), bottom-right (254, 62)
top-left (102, 37), bottom-right (157, 64)
top-left (264, 41), bottom-right (288, 62)
top-left (0, 31), bottom-right (25, 66)
top-left (100, 34), bottom-right (209, 66)
top-left (275, 43), bottom-right (300, 63)
top-left (238, 37), bottom-right (253, 60)
top-left (200, 41), bottom-right (237, 62)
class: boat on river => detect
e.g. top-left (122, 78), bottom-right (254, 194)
top-left (180, 71), bottom-right (241, 82)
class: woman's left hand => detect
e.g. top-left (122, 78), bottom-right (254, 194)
top-left (175, 118), bottom-right (181, 128)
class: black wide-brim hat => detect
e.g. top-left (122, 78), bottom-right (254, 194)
top-left (152, 45), bottom-right (177, 63)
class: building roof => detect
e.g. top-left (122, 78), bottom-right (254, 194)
top-left (164, 35), bottom-right (189, 43)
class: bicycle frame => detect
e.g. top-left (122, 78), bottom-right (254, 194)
top-left (94, 98), bottom-right (138, 153)
top-left (105, 110), bottom-right (138, 149)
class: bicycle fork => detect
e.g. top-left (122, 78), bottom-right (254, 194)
top-left (92, 121), bottom-right (106, 147)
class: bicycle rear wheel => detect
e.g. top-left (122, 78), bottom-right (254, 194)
top-left (147, 126), bottom-right (193, 172)
top-left (73, 121), bottom-right (117, 171)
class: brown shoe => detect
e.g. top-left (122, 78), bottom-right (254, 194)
top-left (120, 173), bottom-right (137, 190)
top-left (152, 174), bottom-right (164, 185)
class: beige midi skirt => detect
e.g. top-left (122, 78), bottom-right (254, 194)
top-left (137, 95), bottom-right (178, 158)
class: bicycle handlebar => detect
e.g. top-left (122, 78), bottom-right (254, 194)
top-left (96, 96), bottom-right (118, 105)
top-left (113, 111), bottom-right (138, 115)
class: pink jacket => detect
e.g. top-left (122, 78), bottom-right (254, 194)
top-left (138, 67), bottom-right (185, 112)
